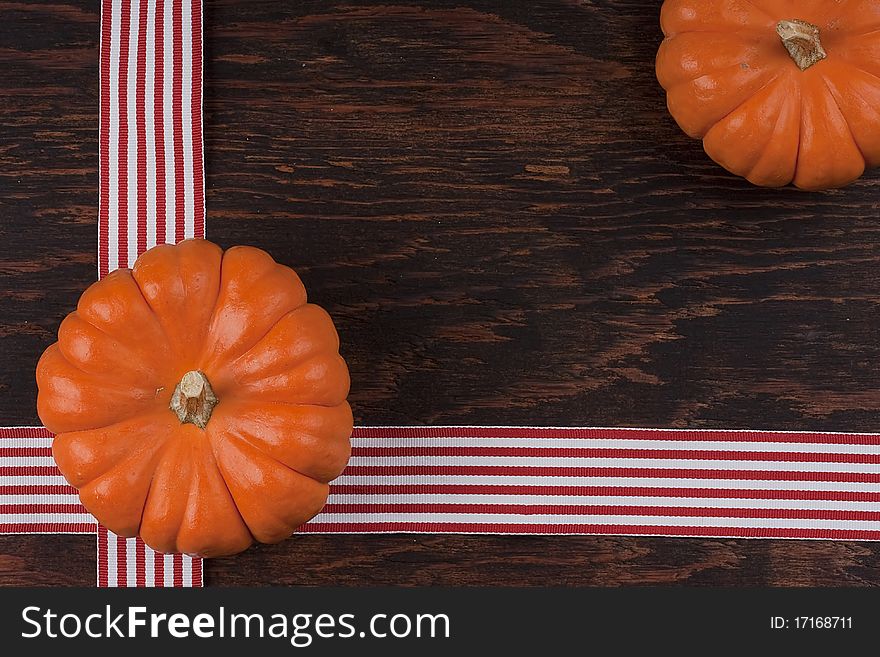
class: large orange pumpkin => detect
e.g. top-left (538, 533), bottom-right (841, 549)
top-left (656, 0), bottom-right (880, 190)
top-left (36, 239), bottom-right (352, 557)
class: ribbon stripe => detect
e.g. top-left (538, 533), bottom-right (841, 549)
top-left (5, 426), bottom-right (880, 547)
top-left (94, 0), bottom-right (205, 586)
top-left (101, 0), bottom-right (202, 276)
top-left (61, 0), bottom-right (207, 585)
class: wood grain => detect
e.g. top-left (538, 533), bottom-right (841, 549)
top-left (2, 0), bottom-right (880, 587)
top-left (0, 0), bottom-right (99, 426)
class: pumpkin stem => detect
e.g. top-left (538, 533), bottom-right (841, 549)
top-left (169, 370), bottom-right (218, 429)
top-left (777, 19), bottom-right (827, 71)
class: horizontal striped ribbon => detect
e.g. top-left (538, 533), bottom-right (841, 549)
top-left (5, 426), bottom-right (880, 543)
top-left (4, 0), bottom-right (880, 588)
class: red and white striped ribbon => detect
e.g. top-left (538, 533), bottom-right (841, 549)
top-left (6, 426), bottom-right (880, 542)
top-left (99, 0), bottom-right (204, 274)
top-left (96, 0), bottom-right (205, 586)
top-left (97, 528), bottom-right (202, 587)
top-left (0, 428), bottom-right (92, 534)
top-left (3, 0), bottom-right (880, 588)
top-left (306, 427), bottom-right (880, 540)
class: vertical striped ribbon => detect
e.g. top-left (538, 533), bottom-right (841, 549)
top-left (99, 0), bottom-right (203, 276)
top-left (3, 0), bottom-right (880, 591)
top-left (95, 0), bottom-right (205, 586)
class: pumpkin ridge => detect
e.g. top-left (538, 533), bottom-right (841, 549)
top-left (170, 440), bottom-right (199, 553)
top-left (138, 438), bottom-right (197, 554)
top-left (232, 346), bottom-right (342, 387)
top-left (238, 352), bottom-right (342, 386)
top-left (204, 429), bottom-right (324, 541)
top-left (703, 75), bottom-right (786, 181)
top-left (201, 378), bottom-right (346, 407)
top-left (37, 347), bottom-right (164, 434)
top-left (205, 313), bottom-right (279, 373)
top-left (132, 434), bottom-right (178, 538)
top-left (124, 269), bottom-right (171, 338)
top-left (792, 76), bottom-right (866, 190)
top-left (122, 265), bottom-right (177, 351)
top-left (658, 32), bottom-right (779, 90)
top-left (236, 353), bottom-right (350, 408)
top-left (51, 410), bottom-right (175, 487)
top-left (75, 424), bottom-right (171, 535)
top-left (200, 257), bottom-right (308, 372)
top-left (206, 420), bottom-right (323, 485)
top-left (817, 72), bottom-right (870, 164)
top-left (207, 400), bottom-right (351, 483)
top-left (225, 305), bottom-right (339, 381)
top-left (210, 392), bottom-right (343, 411)
top-left (699, 69), bottom-right (786, 140)
top-left (132, 240), bottom-right (224, 366)
top-left (203, 425), bottom-right (257, 487)
top-left (67, 305), bottom-right (172, 375)
top-left (66, 309), bottom-right (142, 353)
top-left (130, 247), bottom-right (190, 361)
top-left (41, 337), bottom-right (157, 396)
top-left (662, 27), bottom-right (778, 38)
top-left (181, 434), bottom-right (256, 553)
top-left (664, 51), bottom-right (784, 138)
top-left (830, 32), bottom-right (880, 82)
top-left (57, 313), bottom-right (164, 385)
top-left (739, 0), bottom-right (775, 23)
top-left (817, 64), bottom-right (880, 167)
top-left (828, 57), bottom-right (880, 88)
top-left (791, 76), bottom-right (805, 183)
top-left (744, 75), bottom-right (801, 182)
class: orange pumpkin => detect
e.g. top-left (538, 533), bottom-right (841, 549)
top-left (656, 0), bottom-right (880, 190)
top-left (36, 239), bottom-right (352, 557)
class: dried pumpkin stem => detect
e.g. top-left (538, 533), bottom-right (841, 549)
top-left (777, 19), bottom-right (827, 71)
top-left (170, 370), bottom-right (218, 429)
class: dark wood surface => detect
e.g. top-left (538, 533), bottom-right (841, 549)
top-left (2, 0), bottom-right (880, 587)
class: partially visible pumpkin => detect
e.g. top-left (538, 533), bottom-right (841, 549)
top-left (656, 0), bottom-right (880, 190)
top-left (37, 239), bottom-right (352, 557)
